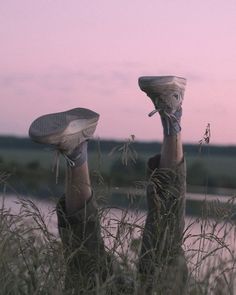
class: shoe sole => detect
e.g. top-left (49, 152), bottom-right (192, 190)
top-left (29, 108), bottom-right (99, 146)
top-left (138, 76), bottom-right (186, 93)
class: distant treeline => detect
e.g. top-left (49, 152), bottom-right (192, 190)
top-left (1, 136), bottom-right (236, 157)
top-left (1, 135), bottom-right (236, 199)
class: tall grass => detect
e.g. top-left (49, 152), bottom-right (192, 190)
top-left (0, 196), bottom-right (65, 294)
top-left (1, 194), bottom-right (236, 294)
top-left (0, 136), bottom-right (236, 294)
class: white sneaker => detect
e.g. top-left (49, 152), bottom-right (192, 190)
top-left (138, 76), bottom-right (186, 117)
top-left (29, 108), bottom-right (99, 155)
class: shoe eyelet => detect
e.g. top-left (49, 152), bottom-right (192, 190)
top-left (173, 93), bottom-right (179, 100)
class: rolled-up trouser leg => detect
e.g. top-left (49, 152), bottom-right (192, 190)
top-left (138, 154), bottom-right (188, 294)
top-left (56, 194), bottom-right (113, 293)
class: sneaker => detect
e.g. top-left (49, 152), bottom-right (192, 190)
top-left (29, 108), bottom-right (99, 155)
top-left (138, 76), bottom-right (186, 117)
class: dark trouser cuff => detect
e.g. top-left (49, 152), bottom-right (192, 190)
top-left (56, 192), bottom-right (98, 228)
top-left (138, 153), bottom-right (187, 292)
top-left (56, 194), bottom-right (112, 291)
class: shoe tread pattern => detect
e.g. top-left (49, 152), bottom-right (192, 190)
top-left (29, 108), bottom-right (99, 138)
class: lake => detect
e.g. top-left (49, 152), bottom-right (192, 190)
top-left (1, 193), bottom-right (236, 283)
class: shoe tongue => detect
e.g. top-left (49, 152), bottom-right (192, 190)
top-left (64, 141), bottom-right (88, 167)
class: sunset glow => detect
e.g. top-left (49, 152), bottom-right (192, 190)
top-left (1, 0), bottom-right (236, 144)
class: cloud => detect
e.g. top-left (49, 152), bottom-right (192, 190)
top-left (0, 65), bottom-right (135, 95)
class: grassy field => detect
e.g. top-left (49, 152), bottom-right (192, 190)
top-left (1, 144), bottom-right (236, 293)
top-left (0, 148), bottom-right (116, 171)
top-left (1, 148), bottom-right (236, 180)
top-left (0, 193), bottom-right (236, 294)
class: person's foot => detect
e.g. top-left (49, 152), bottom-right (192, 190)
top-left (29, 108), bottom-right (99, 166)
top-left (138, 76), bottom-right (187, 135)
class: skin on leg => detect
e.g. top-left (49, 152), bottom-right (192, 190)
top-left (65, 161), bottom-right (92, 215)
top-left (160, 133), bottom-right (183, 169)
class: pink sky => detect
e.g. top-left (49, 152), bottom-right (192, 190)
top-left (0, 0), bottom-right (236, 145)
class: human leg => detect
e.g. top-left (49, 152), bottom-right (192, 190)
top-left (138, 76), bottom-right (188, 294)
top-left (29, 108), bottom-right (113, 292)
top-left (160, 133), bottom-right (183, 169)
top-left (65, 155), bottom-right (92, 215)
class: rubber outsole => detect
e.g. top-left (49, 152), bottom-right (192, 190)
top-left (138, 76), bottom-right (186, 93)
top-left (29, 108), bottom-right (99, 146)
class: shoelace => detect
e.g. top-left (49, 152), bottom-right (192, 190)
top-left (52, 150), bottom-right (77, 183)
top-left (148, 108), bottom-right (181, 135)
top-left (52, 150), bottom-right (62, 184)
top-left (148, 92), bottom-right (182, 135)
top-left (148, 109), bottom-right (159, 117)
